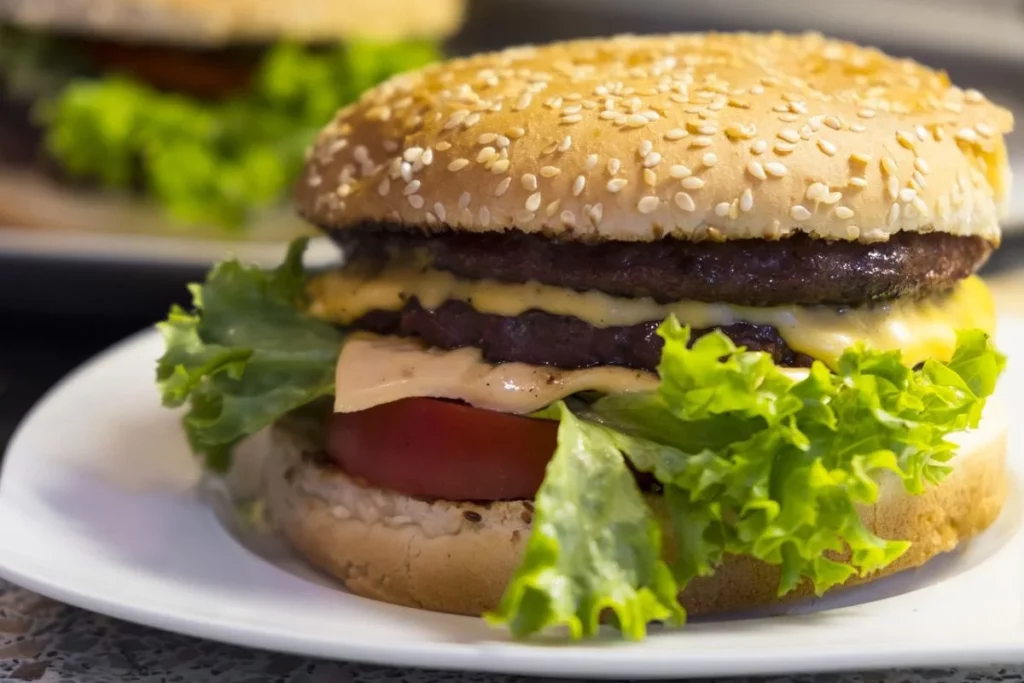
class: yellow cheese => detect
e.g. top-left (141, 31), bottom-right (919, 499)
top-left (310, 265), bottom-right (995, 369)
top-left (334, 332), bottom-right (659, 414)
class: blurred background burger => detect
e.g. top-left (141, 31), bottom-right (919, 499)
top-left (0, 0), bottom-right (465, 240)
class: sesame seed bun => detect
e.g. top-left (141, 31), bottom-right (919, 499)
top-left (265, 404), bottom-right (1008, 619)
top-left (297, 33), bottom-right (1014, 244)
top-left (0, 0), bottom-right (466, 45)
top-left (0, 166), bottom-right (311, 241)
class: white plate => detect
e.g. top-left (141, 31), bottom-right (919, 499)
top-left (1, 324), bottom-right (1023, 679)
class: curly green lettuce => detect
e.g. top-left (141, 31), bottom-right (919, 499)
top-left (37, 39), bottom-right (441, 229)
top-left (157, 243), bottom-right (1005, 639)
top-left (156, 238), bottom-right (343, 470)
top-left (487, 321), bottom-right (1004, 638)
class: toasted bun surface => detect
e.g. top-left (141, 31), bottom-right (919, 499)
top-left (298, 33), bottom-right (1013, 244)
top-left (265, 405), bottom-right (1008, 618)
top-left (0, 0), bottom-right (466, 45)
top-left (0, 167), bottom-right (312, 241)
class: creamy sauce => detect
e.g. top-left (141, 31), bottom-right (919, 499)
top-left (334, 333), bottom-right (659, 414)
top-left (310, 266), bottom-right (995, 369)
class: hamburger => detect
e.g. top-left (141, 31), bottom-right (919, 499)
top-left (157, 33), bottom-right (1013, 639)
top-left (0, 0), bottom-right (464, 239)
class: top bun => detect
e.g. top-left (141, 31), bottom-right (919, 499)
top-left (0, 0), bottom-right (466, 45)
top-left (297, 33), bottom-right (1013, 244)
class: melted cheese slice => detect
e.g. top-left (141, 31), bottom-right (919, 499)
top-left (335, 333), bottom-right (659, 414)
top-left (310, 265), bottom-right (995, 369)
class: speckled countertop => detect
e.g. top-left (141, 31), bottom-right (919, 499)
top-left (0, 576), bottom-right (1020, 683)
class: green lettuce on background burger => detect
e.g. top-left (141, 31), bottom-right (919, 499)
top-left (0, 0), bottom-right (463, 236)
top-left (157, 33), bottom-right (1014, 640)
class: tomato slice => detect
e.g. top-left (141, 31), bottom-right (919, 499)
top-left (326, 398), bottom-right (558, 501)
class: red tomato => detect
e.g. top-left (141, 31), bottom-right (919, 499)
top-left (326, 398), bottom-right (558, 501)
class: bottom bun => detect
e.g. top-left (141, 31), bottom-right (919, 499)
top-left (265, 405), bottom-right (1008, 618)
top-left (0, 167), bottom-right (311, 242)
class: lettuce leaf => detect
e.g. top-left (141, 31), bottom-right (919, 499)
top-left (491, 319), bottom-right (1004, 639)
top-left (156, 238), bottom-right (343, 470)
top-left (486, 402), bottom-right (684, 640)
top-left (40, 39), bottom-right (441, 229)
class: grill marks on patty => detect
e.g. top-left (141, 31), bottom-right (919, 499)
top-left (354, 299), bottom-right (813, 370)
top-left (336, 227), bottom-right (992, 307)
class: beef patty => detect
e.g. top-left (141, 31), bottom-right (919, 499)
top-left (336, 227), bottom-right (990, 307)
top-left (353, 299), bottom-right (813, 371)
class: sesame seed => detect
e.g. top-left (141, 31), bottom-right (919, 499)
top-left (774, 142), bottom-right (795, 154)
top-left (521, 174), bottom-right (538, 191)
top-left (377, 178), bottom-right (391, 196)
top-left (778, 129), bottom-right (800, 143)
top-left (514, 92), bottom-right (533, 111)
top-left (887, 177), bottom-right (900, 201)
top-left (764, 162), bottom-right (788, 177)
top-left (525, 192), bottom-right (542, 212)
top-left (823, 192), bottom-right (842, 205)
top-left (692, 136), bottom-right (713, 147)
top-left (850, 152), bottom-right (871, 164)
top-left (403, 147), bottom-right (424, 163)
top-left (560, 210), bottom-right (576, 226)
top-left (751, 140), bottom-right (768, 155)
top-left (508, 127), bottom-right (526, 139)
top-left (479, 206), bottom-right (492, 226)
top-left (896, 131), bottom-right (915, 150)
top-left (541, 166), bottom-right (561, 178)
top-left (702, 152), bottom-right (718, 167)
top-left (435, 141), bottom-right (452, 152)
top-left (858, 108), bottom-right (876, 119)
top-left (464, 113), bottom-right (481, 128)
top-left (965, 89), bottom-right (984, 103)
top-left (588, 203), bottom-right (604, 224)
top-left (881, 157), bottom-right (898, 176)
top-left (912, 196), bottom-right (930, 216)
top-left (408, 195), bottom-right (424, 209)
top-left (674, 192), bottom-right (696, 211)
top-left (850, 123), bottom-right (867, 133)
top-left (562, 114), bottom-right (583, 124)
top-left (714, 202), bottom-right (730, 217)
top-left (790, 205), bottom-right (812, 221)
top-left (585, 154), bottom-right (599, 170)
top-left (608, 158), bottom-right (621, 175)
top-left (914, 158), bottom-right (931, 175)
top-left (546, 200), bottom-right (561, 217)
top-left (558, 136), bottom-right (573, 152)
top-left (573, 175), bottom-right (586, 196)
top-left (824, 116), bottom-right (842, 130)
top-left (599, 110), bottom-right (620, 120)
top-left (956, 128), bottom-right (978, 143)
top-left (747, 160), bottom-right (767, 180)
top-left (491, 159), bottom-right (510, 174)
top-left (458, 191), bottom-right (471, 209)
top-left (818, 139), bottom-right (837, 156)
top-left (495, 177), bottom-right (512, 196)
top-left (696, 124), bottom-right (717, 136)
top-left (665, 128), bottom-right (688, 141)
top-left (625, 114), bottom-right (649, 127)
top-left (448, 158), bottom-right (469, 172)
top-left (899, 188), bottom-right (918, 203)
top-left (850, 177), bottom-right (868, 188)
top-left (681, 177), bottom-right (705, 190)
top-left (638, 196), bottom-right (660, 214)
top-left (643, 152), bottom-right (662, 168)
top-left (607, 178), bottom-right (628, 193)
top-left (725, 123), bottom-right (755, 140)
top-left (915, 125), bottom-right (929, 141)
top-left (643, 169), bottom-right (657, 186)
top-left (914, 171), bottom-right (928, 189)
top-left (778, 113), bottom-right (800, 122)
top-left (976, 123), bottom-right (994, 138)
top-left (496, 135), bottom-right (511, 148)
top-left (478, 133), bottom-right (497, 145)
top-left (638, 140), bottom-right (654, 157)
top-left (807, 183), bottom-right (829, 201)
top-left (888, 203), bottom-right (901, 226)
top-left (669, 164), bottom-right (692, 179)
top-left (403, 180), bottom-right (421, 196)
top-left (477, 146), bottom-right (497, 163)
top-left (740, 188), bottom-right (754, 212)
